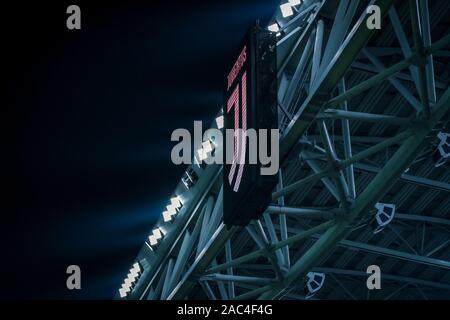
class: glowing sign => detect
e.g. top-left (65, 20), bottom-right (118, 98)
top-left (223, 23), bottom-right (278, 226)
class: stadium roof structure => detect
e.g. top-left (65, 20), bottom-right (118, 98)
top-left (118, 0), bottom-right (450, 300)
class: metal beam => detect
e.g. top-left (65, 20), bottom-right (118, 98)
top-left (334, 239), bottom-right (450, 270)
top-left (266, 205), bottom-right (335, 219)
top-left (362, 48), bottom-right (422, 111)
top-left (353, 163), bottom-right (450, 192)
top-left (280, 0), bottom-right (397, 162)
top-left (314, 267), bottom-right (450, 291)
top-left (205, 221), bottom-right (335, 275)
top-left (259, 82), bottom-right (450, 299)
top-left (167, 223), bottom-right (238, 299)
top-left (225, 240), bottom-right (235, 299)
top-left (339, 79), bottom-right (356, 199)
top-left (277, 170), bottom-right (290, 269)
top-left (310, 19), bottom-right (324, 91)
top-left (319, 108), bottom-right (412, 125)
top-left (201, 274), bottom-right (275, 286)
top-left (388, 6), bottom-right (420, 90)
top-left (395, 213), bottom-right (450, 226)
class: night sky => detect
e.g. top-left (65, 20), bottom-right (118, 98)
top-left (1, 0), bottom-right (278, 299)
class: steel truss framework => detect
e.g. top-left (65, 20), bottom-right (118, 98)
top-left (123, 0), bottom-right (450, 300)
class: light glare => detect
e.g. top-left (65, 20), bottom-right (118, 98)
top-left (163, 211), bottom-right (173, 222)
top-left (268, 23), bottom-right (280, 33)
top-left (202, 140), bottom-right (213, 153)
top-left (149, 235), bottom-right (158, 246)
top-left (215, 115), bottom-right (224, 129)
top-left (166, 204), bottom-right (177, 215)
top-left (153, 228), bottom-right (162, 240)
top-left (198, 148), bottom-right (208, 161)
top-left (280, 3), bottom-right (294, 18)
top-left (289, 0), bottom-right (301, 6)
top-left (170, 196), bottom-right (182, 208)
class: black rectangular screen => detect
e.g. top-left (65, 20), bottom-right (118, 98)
top-left (223, 23), bottom-right (278, 227)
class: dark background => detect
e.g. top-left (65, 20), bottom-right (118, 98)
top-left (1, 0), bottom-right (277, 299)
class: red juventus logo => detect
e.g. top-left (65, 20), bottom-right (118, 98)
top-left (227, 71), bottom-right (247, 192)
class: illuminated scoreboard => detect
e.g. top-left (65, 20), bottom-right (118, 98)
top-left (223, 23), bottom-right (278, 227)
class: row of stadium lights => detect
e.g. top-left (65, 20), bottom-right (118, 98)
top-left (119, 262), bottom-right (142, 298)
top-left (119, 115), bottom-right (225, 298)
top-left (146, 115), bottom-right (225, 250)
top-left (268, 0), bottom-right (304, 36)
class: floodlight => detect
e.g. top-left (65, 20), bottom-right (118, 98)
top-left (122, 283), bottom-right (131, 293)
top-left (152, 228), bottom-right (163, 240)
top-left (163, 210), bottom-right (173, 222)
top-left (268, 23), bottom-right (280, 33)
top-left (215, 115), bottom-right (224, 129)
top-left (119, 288), bottom-right (127, 298)
top-left (166, 204), bottom-right (177, 216)
top-left (202, 140), bottom-right (213, 154)
top-left (280, 3), bottom-right (294, 18)
top-left (198, 148), bottom-right (208, 161)
top-left (289, 0), bottom-right (302, 6)
top-left (148, 235), bottom-right (158, 246)
top-left (129, 268), bottom-right (139, 279)
top-left (132, 262), bottom-right (141, 272)
top-left (170, 196), bottom-right (182, 209)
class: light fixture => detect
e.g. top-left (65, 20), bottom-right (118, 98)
top-left (215, 115), bottom-right (224, 129)
top-left (182, 169), bottom-right (198, 189)
top-left (163, 210), bottom-right (173, 222)
top-left (132, 263), bottom-right (141, 272)
top-left (198, 148), bottom-right (208, 161)
top-left (170, 196), bottom-right (182, 209)
top-left (280, 3), bottom-right (294, 18)
top-left (124, 276), bottom-right (135, 288)
top-left (163, 196), bottom-right (182, 222)
top-left (130, 263), bottom-right (141, 277)
top-left (202, 140), bottom-right (213, 154)
top-left (119, 283), bottom-right (131, 298)
top-left (119, 262), bottom-right (143, 298)
top-left (435, 132), bottom-right (450, 167)
top-left (372, 202), bottom-right (395, 233)
top-left (152, 228), bottom-right (163, 240)
top-left (166, 204), bottom-right (177, 216)
top-left (305, 272), bottom-right (325, 298)
top-left (148, 235), bottom-right (158, 246)
top-left (288, 0), bottom-right (302, 6)
top-left (119, 287), bottom-right (128, 298)
top-left (268, 23), bottom-right (280, 33)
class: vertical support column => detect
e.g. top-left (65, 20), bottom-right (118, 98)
top-left (225, 240), bottom-right (235, 299)
top-left (339, 79), bottom-right (356, 199)
top-left (409, 0), bottom-right (431, 118)
top-left (388, 7), bottom-right (421, 91)
top-left (418, 0), bottom-right (436, 104)
top-left (277, 169), bottom-right (290, 269)
top-left (310, 20), bottom-right (324, 92)
top-left (160, 259), bottom-right (174, 299)
top-left (317, 120), bottom-right (350, 204)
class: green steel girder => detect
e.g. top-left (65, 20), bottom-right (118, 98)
top-left (258, 83), bottom-right (450, 299)
top-left (280, 0), bottom-right (398, 162)
top-left (166, 0), bottom-right (400, 300)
